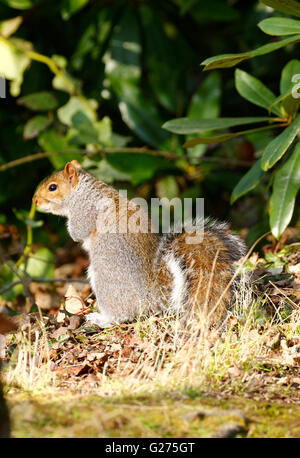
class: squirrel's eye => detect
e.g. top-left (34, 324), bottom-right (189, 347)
top-left (48, 184), bottom-right (58, 192)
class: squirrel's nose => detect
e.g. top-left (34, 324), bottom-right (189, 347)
top-left (33, 196), bottom-right (38, 205)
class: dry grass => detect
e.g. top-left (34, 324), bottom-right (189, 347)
top-left (4, 322), bottom-right (56, 392)
top-left (3, 281), bottom-right (299, 399)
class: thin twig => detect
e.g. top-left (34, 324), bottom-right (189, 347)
top-left (0, 148), bottom-right (254, 173)
top-left (6, 261), bottom-right (35, 306)
top-left (0, 148), bottom-right (179, 172)
top-left (32, 277), bottom-right (89, 284)
top-left (0, 276), bottom-right (89, 296)
top-left (0, 280), bottom-right (22, 295)
top-left (186, 156), bottom-right (253, 168)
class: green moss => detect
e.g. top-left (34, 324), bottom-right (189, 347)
top-left (6, 390), bottom-right (300, 438)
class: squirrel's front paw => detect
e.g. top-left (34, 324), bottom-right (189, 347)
top-left (85, 312), bottom-right (116, 329)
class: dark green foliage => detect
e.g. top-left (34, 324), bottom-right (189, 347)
top-left (0, 0), bottom-right (259, 215)
top-left (164, 0), bottom-right (300, 239)
top-left (1, 0), bottom-right (300, 301)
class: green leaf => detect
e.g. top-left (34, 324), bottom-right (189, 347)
top-left (235, 69), bottom-right (282, 117)
top-left (180, 0), bottom-right (239, 21)
top-left (57, 96), bottom-right (97, 126)
top-left (184, 124), bottom-right (278, 147)
top-left (52, 54), bottom-right (67, 69)
top-left (37, 128), bottom-right (81, 169)
top-left (12, 207), bottom-right (29, 223)
top-left (68, 124), bottom-right (98, 145)
top-left (201, 35), bottom-right (300, 70)
top-left (188, 73), bottom-right (221, 120)
top-left (0, 264), bottom-right (23, 301)
top-left (156, 176), bottom-right (179, 200)
top-left (24, 248), bottom-right (55, 278)
top-left (179, 0), bottom-right (198, 15)
top-left (270, 142), bottom-right (300, 239)
top-left (52, 69), bottom-right (81, 94)
top-left (259, 0), bottom-right (300, 18)
top-left (60, 0), bottom-right (89, 20)
top-left (258, 17), bottom-right (300, 36)
top-left (141, 6), bottom-right (178, 112)
top-left (261, 114), bottom-right (300, 170)
top-left (85, 158), bottom-right (131, 184)
top-left (18, 91), bottom-right (59, 111)
top-left (104, 10), bottom-right (172, 149)
top-left (140, 4), bottom-right (192, 113)
top-left (106, 153), bottom-right (175, 185)
top-left (231, 159), bottom-right (265, 204)
top-left (264, 251), bottom-right (285, 267)
top-left (0, 38), bottom-right (30, 96)
top-left (23, 115), bottom-right (52, 139)
top-left (118, 83), bottom-right (171, 149)
top-left (163, 116), bottom-right (274, 134)
top-left (25, 219), bottom-right (44, 228)
top-left (0, 16), bottom-right (23, 38)
top-left (13, 208), bottom-right (44, 227)
top-left (103, 9), bottom-right (142, 88)
top-left (69, 116), bottom-right (113, 147)
top-left (0, 0), bottom-right (41, 9)
top-left (71, 8), bottom-right (113, 71)
top-left (186, 72), bottom-right (221, 157)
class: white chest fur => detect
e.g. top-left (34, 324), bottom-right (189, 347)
top-left (82, 236), bottom-right (92, 253)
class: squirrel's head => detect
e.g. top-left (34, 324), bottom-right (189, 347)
top-left (33, 160), bottom-right (82, 216)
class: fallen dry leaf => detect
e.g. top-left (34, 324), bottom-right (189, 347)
top-left (51, 326), bottom-right (69, 340)
top-left (289, 263), bottom-right (300, 276)
top-left (227, 365), bottom-right (243, 378)
top-left (249, 253), bottom-right (265, 266)
top-left (34, 290), bottom-right (60, 310)
top-left (64, 285), bottom-right (85, 315)
top-left (0, 313), bottom-right (18, 334)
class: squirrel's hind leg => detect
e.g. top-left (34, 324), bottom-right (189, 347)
top-left (85, 312), bottom-right (117, 328)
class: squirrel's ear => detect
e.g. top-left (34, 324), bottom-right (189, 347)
top-left (63, 160), bottom-right (81, 186)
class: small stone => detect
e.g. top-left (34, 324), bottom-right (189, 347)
top-left (182, 411), bottom-right (207, 422)
top-left (0, 334), bottom-right (6, 358)
top-left (228, 365), bottom-right (243, 378)
top-left (213, 424), bottom-right (247, 438)
top-left (267, 333), bottom-right (281, 349)
top-left (68, 315), bottom-right (82, 330)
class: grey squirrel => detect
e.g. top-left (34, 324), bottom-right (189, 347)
top-left (33, 160), bottom-right (247, 328)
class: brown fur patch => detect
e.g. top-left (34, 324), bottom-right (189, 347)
top-left (165, 231), bottom-right (232, 320)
